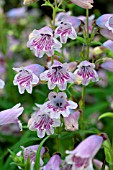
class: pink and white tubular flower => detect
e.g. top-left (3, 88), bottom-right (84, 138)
top-left (55, 11), bottom-right (71, 26)
top-left (96, 14), bottom-right (113, 40)
top-left (41, 154), bottom-right (61, 170)
top-left (64, 110), bottom-right (80, 131)
top-left (0, 103), bottom-right (24, 131)
top-left (13, 64), bottom-right (44, 94)
top-left (65, 134), bottom-right (106, 170)
top-left (38, 92), bottom-right (78, 119)
top-left (27, 26), bottom-right (62, 58)
top-left (40, 60), bottom-right (75, 91)
top-left (17, 145), bottom-right (45, 170)
top-left (55, 17), bottom-right (79, 44)
top-left (28, 109), bottom-right (60, 138)
top-left (103, 40), bottom-right (113, 51)
top-left (74, 60), bottom-right (99, 86)
top-left (71, 0), bottom-right (94, 9)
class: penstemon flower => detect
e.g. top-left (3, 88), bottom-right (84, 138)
top-left (103, 40), bottom-right (113, 51)
top-left (101, 59), bottom-right (113, 72)
top-left (27, 26), bottom-right (62, 58)
top-left (41, 154), bottom-right (61, 170)
top-left (55, 12), bottom-right (71, 25)
top-left (40, 60), bottom-right (75, 90)
top-left (37, 92), bottom-right (78, 119)
top-left (64, 110), bottom-right (80, 131)
top-left (65, 134), bottom-right (106, 170)
top-left (71, 0), bottom-right (94, 9)
top-left (28, 109), bottom-right (61, 138)
top-left (0, 103), bottom-right (24, 131)
top-left (13, 64), bottom-right (44, 94)
top-left (17, 145), bottom-right (45, 170)
top-left (55, 16), bottom-right (81, 44)
top-left (96, 14), bottom-right (113, 40)
top-left (74, 60), bottom-right (99, 86)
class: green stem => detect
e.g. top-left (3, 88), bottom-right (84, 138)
top-left (51, 0), bottom-right (57, 64)
top-left (81, 86), bottom-right (86, 129)
top-left (86, 9), bottom-right (89, 61)
top-left (79, 86), bottom-right (86, 131)
top-left (52, 0), bottom-right (57, 31)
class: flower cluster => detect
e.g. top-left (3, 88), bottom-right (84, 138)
top-left (28, 91), bottom-right (78, 138)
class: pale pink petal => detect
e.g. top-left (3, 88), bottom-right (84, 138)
top-left (40, 70), bottom-right (49, 81)
top-left (32, 74), bottom-right (39, 84)
top-left (48, 80), bottom-right (56, 89)
top-left (26, 84), bottom-right (32, 94)
top-left (96, 14), bottom-right (112, 28)
top-left (46, 127), bottom-right (54, 135)
top-left (18, 85), bottom-right (25, 94)
top-left (100, 28), bottom-right (113, 40)
top-left (68, 100), bottom-right (78, 109)
top-left (57, 82), bottom-right (67, 90)
top-left (37, 129), bottom-right (46, 138)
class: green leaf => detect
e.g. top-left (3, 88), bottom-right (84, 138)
top-left (76, 36), bottom-right (85, 44)
top-left (103, 140), bottom-right (112, 164)
top-left (98, 112), bottom-right (113, 120)
top-left (42, 1), bottom-right (54, 9)
top-left (91, 41), bottom-right (102, 46)
top-left (25, 156), bottom-right (31, 170)
top-left (54, 51), bottom-right (64, 57)
top-left (34, 136), bottom-right (50, 170)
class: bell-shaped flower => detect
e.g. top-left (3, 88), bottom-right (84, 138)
top-left (96, 14), bottom-right (113, 40)
top-left (55, 17), bottom-right (81, 44)
top-left (74, 60), bottom-right (99, 86)
top-left (41, 154), bottom-right (61, 170)
top-left (37, 92), bottom-right (78, 119)
top-left (13, 64), bottom-right (44, 94)
top-left (0, 103), bottom-right (24, 131)
top-left (17, 145), bottom-right (45, 170)
top-left (71, 0), bottom-right (94, 9)
top-left (103, 40), bottom-right (113, 51)
top-left (65, 134), bottom-right (106, 170)
top-left (40, 60), bottom-right (75, 90)
top-left (28, 109), bottom-right (60, 138)
top-left (55, 12), bottom-right (71, 25)
top-left (27, 26), bottom-right (62, 58)
top-left (64, 110), bottom-right (80, 131)
top-left (101, 59), bottom-right (113, 72)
